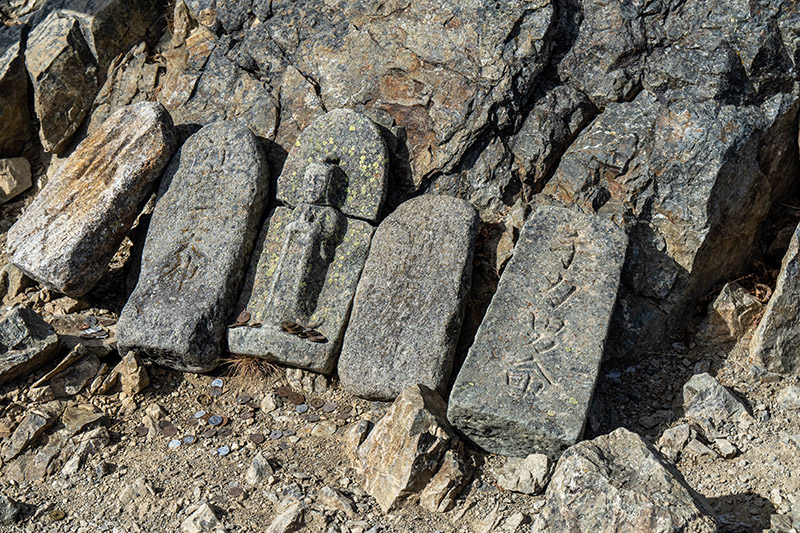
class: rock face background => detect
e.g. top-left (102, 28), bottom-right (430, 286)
top-left (1, 0), bottom-right (800, 530)
top-left (1, 0), bottom-right (798, 362)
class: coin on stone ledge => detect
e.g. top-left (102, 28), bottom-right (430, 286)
top-left (249, 433), bottom-right (265, 444)
top-left (289, 392), bottom-right (305, 405)
top-left (309, 398), bottom-right (324, 409)
top-left (276, 386), bottom-right (292, 397)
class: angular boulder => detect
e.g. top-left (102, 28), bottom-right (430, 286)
top-left (338, 195), bottom-right (479, 400)
top-left (699, 282), bottom-right (763, 344)
top-left (118, 121), bottom-right (269, 372)
top-left (1, 400), bottom-right (64, 462)
top-left (25, 10), bottom-right (99, 154)
top-left (0, 307), bottom-right (60, 386)
top-left (0, 25), bottom-right (31, 157)
top-left (683, 373), bottom-right (749, 433)
top-left (357, 384), bottom-right (463, 513)
top-left (0, 158), bottom-right (32, 203)
top-left (543, 90), bottom-right (799, 361)
top-left (448, 205), bottom-right (627, 457)
top-left (751, 223), bottom-right (800, 373)
top-left (7, 102), bottom-right (177, 297)
top-left (532, 428), bottom-right (717, 532)
top-left (228, 109), bottom-right (386, 374)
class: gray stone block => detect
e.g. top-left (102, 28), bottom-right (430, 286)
top-left (276, 108), bottom-right (388, 223)
top-left (751, 223), bottom-right (800, 374)
top-left (7, 101), bottom-right (177, 297)
top-left (118, 121), bottom-right (269, 372)
top-left (25, 10), bottom-right (99, 154)
top-left (448, 205), bottom-right (627, 458)
top-left (0, 307), bottom-right (60, 386)
top-left (338, 195), bottom-right (479, 400)
top-left (229, 110), bottom-right (388, 374)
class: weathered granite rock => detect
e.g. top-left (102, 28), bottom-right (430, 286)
top-left (532, 428), bottom-right (717, 532)
top-left (0, 25), bottom-right (31, 157)
top-left (339, 195), bottom-right (478, 400)
top-left (448, 206), bottom-right (627, 457)
top-left (494, 453), bottom-right (550, 495)
top-left (318, 486), bottom-right (356, 518)
top-left (658, 424), bottom-right (693, 464)
top-left (0, 307), bottom-right (59, 386)
top-left (357, 385), bottom-right (462, 513)
top-left (0, 265), bottom-right (33, 304)
top-left (87, 41), bottom-right (162, 134)
top-left (118, 121), bottom-right (269, 372)
top-left (0, 493), bottom-right (20, 525)
top-left (245, 452), bottom-right (274, 486)
top-left (683, 373), bottom-right (749, 434)
top-left (778, 385), bottom-right (800, 411)
top-left (7, 101), bottom-right (177, 296)
top-left (419, 447), bottom-right (471, 513)
top-left (182, 502), bottom-right (227, 533)
top-left (25, 10), bottom-right (99, 154)
top-left (265, 502), bottom-right (304, 533)
top-left (228, 110), bottom-right (386, 374)
top-left (1, 400), bottom-right (63, 462)
top-left (0, 158), bottom-right (32, 203)
top-left (543, 90), bottom-right (799, 361)
top-left (751, 223), bottom-right (800, 373)
top-left (162, 0), bottom-right (555, 201)
top-left (699, 282), bottom-right (763, 344)
top-left (30, 347), bottom-right (100, 400)
top-left (117, 351), bottom-right (149, 396)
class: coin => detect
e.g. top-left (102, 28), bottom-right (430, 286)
top-left (217, 445), bottom-right (230, 456)
top-left (321, 402), bottom-right (337, 413)
top-left (162, 425), bottom-right (178, 437)
top-left (237, 310), bottom-right (251, 324)
top-left (168, 439), bottom-right (181, 450)
top-left (339, 405), bottom-right (352, 414)
top-left (197, 394), bottom-right (212, 405)
top-left (336, 412), bottom-right (350, 420)
top-left (249, 433), bottom-right (265, 444)
top-left (276, 386), bottom-right (292, 398)
top-left (269, 429), bottom-right (283, 440)
top-left (202, 427), bottom-right (217, 438)
top-left (288, 392), bottom-right (305, 405)
top-left (304, 413), bottom-right (320, 423)
top-left (209, 386), bottom-right (223, 397)
top-left (134, 425), bottom-right (148, 437)
top-left (217, 427), bottom-right (232, 437)
top-left (236, 393), bottom-right (251, 404)
top-left (295, 404), bottom-right (308, 413)
top-left (240, 410), bottom-right (255, 420)
top-left (309, 398), bottom-right (324, 409)
top-left (228, 486), bottom-right (244, 498)
top-left (282, 429), bottom-right (296, 437)
top-left (158, 420), bottom-right (172, 429)
top-left (194, 410), bottom-right (207, 419)
top-left (183, 435), bottom-right (197, 445)
top-left (48, 510), bottom-right (66, 521)
top-left (208, 415), bottom-right (223, 426)
top-left (211, 378), bottom-right (224, 388)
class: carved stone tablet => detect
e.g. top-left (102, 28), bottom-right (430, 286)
top-left (277, 109), bottom-right (388, 223)
top-left (7, 101), bottom-right (176, 296)
top-left (117, 121), bottom-right (269, 372)
top-left (227, 206), bottom-right (374, 374)
top-left (229, 109), bottom-right (388, 374)
top-left (447, 205), bottom-right (627, 458)
top-left (338, 195), bottom-right (479, 400)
